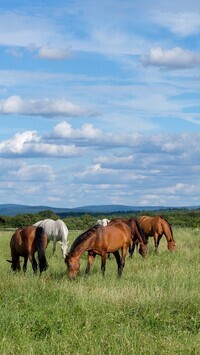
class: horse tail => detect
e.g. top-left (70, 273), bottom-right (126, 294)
top-left (35, 226), bottom-right (48, 273)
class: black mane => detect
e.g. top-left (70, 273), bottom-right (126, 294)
top-left (134, 218), bottom-right (148, 244)
top-left (69, 225), bottom-right (100, 255)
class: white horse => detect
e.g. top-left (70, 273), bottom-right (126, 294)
top-left (96, 218), bottom-right (110, 226)
top-left (33, 219), bottom-right (68, 258)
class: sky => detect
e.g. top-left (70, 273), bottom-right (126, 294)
top-left (0, 0), bottom-right (200, 208)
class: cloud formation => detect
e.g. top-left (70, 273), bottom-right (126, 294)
top-left (0, 1), bottom-right (200, 208)
top-left (141, 47), bottom-right (200, 69)
top-left (0, 96), bottom-right (93, 117)
top-left (0, 129), bottom-right (84, 157)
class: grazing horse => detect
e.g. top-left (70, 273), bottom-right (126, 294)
top-left (137, 215), bottom-right (176, 253)
top-left (85, 217), bottom-right (148, 273)
top-left (65, 221), bottom-right (134, 279)
top-left (7, 226), bottom-right (48, 274)
top-left (33, 219), bottom-right (68, 258)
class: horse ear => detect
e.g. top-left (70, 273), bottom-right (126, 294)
top-left (6, 259), bottom-right (12, 263)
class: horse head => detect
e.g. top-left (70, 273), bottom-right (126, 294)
top-left (167, 240), bottom-right (176, 251)
top-left (6, 259), bottom-right (21, 270)
top-left (138, 244), bottom-right (148, 258)
top-left (65, 254), bottom-right (80, 279)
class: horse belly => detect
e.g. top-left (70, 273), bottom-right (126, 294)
top-left (140, 223), bottom-right (154, 237)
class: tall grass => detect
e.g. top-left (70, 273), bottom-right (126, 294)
top-left (0, 228), bottom-right (199, 354)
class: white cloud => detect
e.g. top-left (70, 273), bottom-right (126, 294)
top-left (1, 124), bottom-right (200, 162)
top-left (0, 95), bottom-right (92, 117)
top-left (141, 47), bottom-right (200, 69)
top-left (0, 130), bottom-right (84, 157)
top-left (38, 47), bottom-right (71, 60)
top-left (53, 121), bottom-right (102, 139)
top-left (0, 131), bottom-right (39, 154)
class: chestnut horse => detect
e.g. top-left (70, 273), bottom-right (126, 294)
top-left (65, 218), bottom-right (147, 279)
top-left (85, 217), bottom-right (148, 272)
top-left (65, 221), bottom-right (135, 279)
top-left (104, 217), bottom-right (148, 258)
top-left (137, 215), bottom-right (176, 253)
top-left (7, 226), bottom-right (48, 274)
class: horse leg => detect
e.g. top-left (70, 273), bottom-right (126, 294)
top-left (52, 239), bottom-right (57, 255)
top-left (29, 253), bottom-right (38, 274)
top-left (23, 255), bottom-right (28, 273)
top-left (101, 252), bottom-right (107, 276)
top-left (113, 251), bottom-right (122, 276)
top-left (85, 251), bottom-right (96, 274)
top-left (154, 233), bottom-right (159, 253)
top-left (156, 235), bottom-right (162, 252)
top-left (129, 242), bottom-right (136, 258)
top-left (119, 244), bottom-right (129, 276)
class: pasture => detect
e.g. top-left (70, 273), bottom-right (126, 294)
top-left (0, 227), bottom-right (199, 354)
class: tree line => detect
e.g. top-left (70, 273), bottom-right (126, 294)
top-left (0, 208), bottom-right (200, 230)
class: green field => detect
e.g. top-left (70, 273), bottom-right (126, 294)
top-left (0, 228), bottom-right (199, 354)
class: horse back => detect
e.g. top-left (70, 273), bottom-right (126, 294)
top-left (138, 216), bottom-right (159, 235)
top-left (138, 215), bottom-right (169, 235)
top-left (102, 222), bottom-right (132, 252)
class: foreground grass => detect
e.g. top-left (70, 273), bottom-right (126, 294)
top-left (0, 228), bottom-right (199, 354)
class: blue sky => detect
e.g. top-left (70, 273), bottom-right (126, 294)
top-left (0, 0), bottom-right (199, 208)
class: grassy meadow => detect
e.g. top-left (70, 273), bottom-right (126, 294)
top-left (0, 227), bottom-right (199, 354)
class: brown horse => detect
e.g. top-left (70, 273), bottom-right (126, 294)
top-left (65, 220), bottom-right (135, 279)
top-left (137, 215), bottom-right (176, 253)
top-left (7, 226), bottom-right (48, 274)
top-left (108, 217), bottom-right (148, 256)
top-left (85, 217), bottom-right (148, 273)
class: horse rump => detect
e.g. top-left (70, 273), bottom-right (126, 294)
top-left (35, 226), bottom-right (48, 273)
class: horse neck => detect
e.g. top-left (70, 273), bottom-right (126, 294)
top-left (161, 219), bottom-right (174, 242)
top-left (59, 221), bottom-right (68, 239)
top-left (69, 232), bottom-right (96, 259)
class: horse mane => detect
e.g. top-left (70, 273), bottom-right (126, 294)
top-left (69, 225), bottom-right (100, 255)
top-left (133, 218), bottom-right (148, 244)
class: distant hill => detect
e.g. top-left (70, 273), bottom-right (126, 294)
top-left (0, 203), bottom-right (198, 217)
top-left (0, 204), bottom-right (71, 216)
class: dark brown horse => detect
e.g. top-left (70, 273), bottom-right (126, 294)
top-left (7, 226), bottom-right (48, 274)
top-left (65, 220), bottom-right (136, 279)
top-left (137, 215), bottom-right (176, 253)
